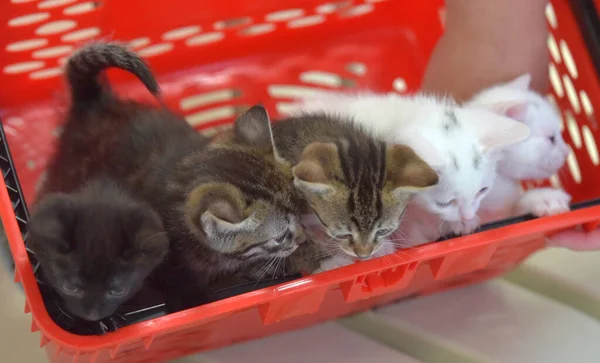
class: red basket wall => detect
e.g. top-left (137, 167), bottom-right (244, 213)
top-left (1, 0), bottom-right (599, 363)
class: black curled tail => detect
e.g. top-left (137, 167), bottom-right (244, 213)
top-left (66, 41), bottom-right (160, 105)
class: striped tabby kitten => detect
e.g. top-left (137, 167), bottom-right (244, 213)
top-left (150, 105), bottom-right (306, 287)
top-left (272, 114), bottom-right (439, 272)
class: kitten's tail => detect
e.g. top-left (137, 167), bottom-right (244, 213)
top-left (66, 41), bottom-right (160, 105)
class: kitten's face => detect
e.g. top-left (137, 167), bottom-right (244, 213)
top-left (186, 105), bottom-right (305, 263)
top-left (406, 107), bottom-right (530, 223)
top-left (29, 183), bottom-right (168, 321)
top-left (468, 73), bottom-right (569, 180)
top-left (498, 97), bottom-right (569, 180)
top-left (415, 152), bottom-right (496, 222)
top-left (294, 142), bottom-right (438, 259)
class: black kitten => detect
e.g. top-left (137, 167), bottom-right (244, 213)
top-left (29, 179), bottom-right (167, 321)
top-left (29, 42), bottom-right (168, 321)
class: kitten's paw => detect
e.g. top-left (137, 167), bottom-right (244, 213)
top-left (314, 255), bottom-right (356, 273)
top-left (517, 188), bottom-right (571, 217)
top-left (447, 217), bottom-right (481, 236)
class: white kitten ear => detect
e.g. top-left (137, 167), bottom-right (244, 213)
top-left (505, 73), bottom-right (532, 90)
top-left (467, 109), bottom-right (531, 152)
top-left (490, 101), bottom-right (530, 122)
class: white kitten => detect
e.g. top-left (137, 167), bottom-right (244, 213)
top-left (466, 74), bottom-right (571, 221)
top-left (294, 92), bottom-right (529, 248)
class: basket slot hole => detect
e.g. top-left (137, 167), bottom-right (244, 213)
top-left (549, 174), bottom-right (562, 189)
top-left (265, 9), bottom-right (305, 22)
top-left (202, 124), bottom-right (232, 137)
top-left (36, 20), bottom-right (77, 35)
top-left (339, 4), bottom-right (374, 17)
top-left (268, 85), bottom-right (330, 99)
top-left (8, 13), bottom-right (50, 27)
top-left (63, 1), bottom-right (101, 15)
top-left (128, 37), bottom-right (151, 49)
top-left (547, 34), bottom-right (561, 64)
top-left (300, 70), bottom-right (355, 88)
top-left (566, 149), bottom-right (581, 183)
top-left (11, 0), bottom-right (38, 3)
top-left (546, 3), bottom-right (557, 29)
top-left (239, 23), bottom-right (276, 36)
top-left (393, 77), bottom-right (407, 93)
top-left (61, 27), bottom-right (101, 42)
top-left (345, 62), bottom-right (367, 76)
top-left (438, 7), bottom-right (446, 29)
top-left (562, 75), bottom-right (581, 114)
top-left (29, 67), bottom-right (63, 79)
top-left (579, 90), bottom-right (594, 118)
top-left (3, 61), bottom-right (45, 74)
top-left (180, 89), bottom-right (241, 111)
top-left (287, 15), bottom-right (326, 28)
top-left (5, 38), bottom-right (48, 52)
top-left (549, 63), bottom-right (563, 98)
top-left (186, 105), bottom-right (247, 127)
top-left (186, 32), bottom-right (225, 47)
top-left (32, 45), bottom-right (73, 59)
top-left (565, 111), bottom-right (582, 148)
top-left (162, 26), bottom-right (201, 41)
top-left (582, 125), bottom-right (599, 166)
top-left (214, 17), bottom-right (252, 30)
top-left (38, 0), bottom-right (77, 9)
top-left (137, 43), bottom-right (173, 58)
top-left (559, 40), bottom-right (578, 79)
top-left (316, 1), bottom-right (351, 14)
top-left (276, 102), bottom-right (300, 116)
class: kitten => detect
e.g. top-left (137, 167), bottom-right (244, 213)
top-left (466, 74), bottom-right (571, 222)
top-left (272, 113), bottom-right (439, 272)
top-left (148, 105), bottom-right (306, 286)
top-left (28, 41), bottom-right (169, 321)
top-left (294, 92), bottom-right (530, 245)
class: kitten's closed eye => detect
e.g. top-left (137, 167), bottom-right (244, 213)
top-left (335, 233), bottom-right (352, 240)
top-left (548, 135), bottom-right (556, 144)
top-left (477, 187), bottom-right (489, 196)
top-left (274, 230), bottom-right (291, 244)
top-left (108, 287), bottom-right (129, 297)
top-left (375, 229), bottom-right (394, 238)
top-left (436, 199), bottom-right (456, 208)
top-left (61, 281), bottom-right (83, 297)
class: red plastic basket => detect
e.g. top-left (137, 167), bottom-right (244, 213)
top-left (1, 0), bottom-right (599, 362)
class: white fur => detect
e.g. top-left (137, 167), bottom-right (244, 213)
top-left (467, 74), bottom-right (571, 220)
top-left (294, 91), bottom-right (529, 245)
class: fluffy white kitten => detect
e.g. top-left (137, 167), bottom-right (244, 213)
top-left (466, 74), bottom-right (571, 222)
top-left (294, 92), bottom-right (530, 249)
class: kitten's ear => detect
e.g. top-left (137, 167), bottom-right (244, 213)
top-left (386, 145), bottom-right (439, 194)
top-left (292, 142), bottom-right (339, 196)
top-left (186, 183), bottom-right (258, 251)
top-left (234, 105), bottom-right (279, 157)
top-left (29, 194), bottom-right (77, 254)
top-left (505, 73), bottom-right (532, 90)
top-left (466, 109), bottom-right (531, 152)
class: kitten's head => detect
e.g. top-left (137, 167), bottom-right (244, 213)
top-left (186, 105), bottom-right (305, 262)
top-left (407, 104), bottom-right (531, 223)
top-left (468, 74), bottom-right (570, 180)
top-left (293, 132), bottom-right (438, 259)
top-left (29, 180), bottom-right (168, 321)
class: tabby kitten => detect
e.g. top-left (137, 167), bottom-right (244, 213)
top-left (143, 105), bottom-right (305, 289)
top-left (272, 114), bottom-right (439, 272)
top-left (29, 42), bottom-right (169, 321)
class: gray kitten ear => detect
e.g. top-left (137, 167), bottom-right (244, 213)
top-left (292, 142), bottom-right (339, 196)
top-left (234, 105), bottom-right (280, 158)
top-left (186, 183), bottom-right (258, 252)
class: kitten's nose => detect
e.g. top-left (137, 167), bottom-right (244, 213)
top-left (353, 244), bottom-right (374, 259)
